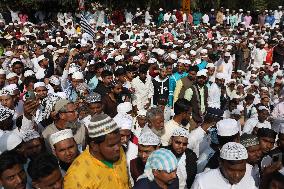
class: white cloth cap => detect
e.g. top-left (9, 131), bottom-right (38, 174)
top-left (120, 43), bottom-right (127, 49)
top-left (49, 129), bottom-right (74, 147)
top-left (172, 127), bottom-right (189, 138)
top-left (113, 114), bottom-right (133, 130)
top-left (190, 50), bottom-right (197, 56)
top-left (137, 109), bottom-right (147, 117)
top-left (220, 142), bottom-right (248, 160)
top-left (139, 131), bottom-right (161, 145)
top-left (49, 76), bottom-right (60, 85)
top-left (0, 131), bottom-right (22, 154)
top-left (258, 106), bottom-right (269, 111)
top-left (224, 52), bottom-right (231, 57)
top-left (216, 73), bottom-right (225, 80)
top-left (117, 102), bottom-right (132, 114)
top-left (217, 119), bottom-right (239, 136)
top-left (37, 54), bottom-right (46, 62)
top-left (22, 130), bottom-right (40, 142)
top-left (24, 70), bottom-right (35, 77)
top-left (72, 72), bottom-right (84, 80)
top-left (0, 69), bottom-right (6, 75)
top-left (34, 82), bottom-right (46, 89)
top-left (197, 70), bottom-right (207, 77)
top-left (6, 72), bottom-right (18, 80)
top-left (206, 63), bottom-right (215, 68)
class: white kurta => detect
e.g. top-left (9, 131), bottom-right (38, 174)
top-left (242, 117), bottom-right (271, 134)
top-left (253, 48), bottom-right (267, 68)
top-left (191, 165), bottom-right (257, 189)
top-left (131, 76), bottom-right (154, 111)
top-left (207, 83), bottom-right (221, 109)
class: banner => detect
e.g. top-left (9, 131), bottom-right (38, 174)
top-left (182, 0), bottom-right (190, 14)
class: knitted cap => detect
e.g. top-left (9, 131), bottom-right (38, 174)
top-left (88, 114), bottom-right (118, 138)
top-left (220, 142), bottom-right (248, 161)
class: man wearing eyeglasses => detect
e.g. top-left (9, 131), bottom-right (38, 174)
top-left (42, 99), bottom-right (87, 152)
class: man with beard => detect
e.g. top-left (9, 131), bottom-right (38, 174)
top-left (0, 151), bottom-right (27, 189)
top-left (241, 133), bottom-right (263, 187)
top-left (191, 142), bottom-right (257, 189)
top-left (130, 131), bottom-right (160, 185)
top-left (64, 114), bottom-right (129, 189)
top-left (49, 129), bottom-right (79, 175)
top-left (28, 153), bottom-right (63, 189)
top-left (133, 148), bottom-right (179, 189)
top-left (142, 107), bottom-right (165, 138)
top-left (161, 98), bottom-right (191, 146)
top-left (152, 66), bottom-right (169, 106)
top-left (184, 70), bottom-right (208, 126)
top-left (94, 70), bottom-right (113, 96)
top-left (42, 99), bottom-right (86, 153)
top-left (207, 73), bottom-right (226, 109)
top-left (167, 127), bottom-right (198, 188)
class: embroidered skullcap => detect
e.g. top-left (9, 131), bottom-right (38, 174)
top-left (88, 114), bottom-right (118, 138)
top-left (217, 119), bottom-right (239, 136)
top-left (0, 106), bottom-right (14, 121)
top-left (240, 133), bottom-right (259, 148)
top-left (141, 148), bottom-right (178, 181)
top-left (6, 72), bottom-right (18, 80)
top-left (24, 70), bottom-right (35, 77)
top-left (21, 130), bottom-right (40, 142)
top-left (117, 102), bottom-right (132, 114)
top-left (113, 114), bottom-right (133, 130)
top-left (49, 129), bottom-right (74, 147)
top-left (34, 82), bottom-right (46, 90)
top-left (220, 142), bottom-right (248, 160)
top-left (49, 76), bottom-right (60, 85)
top-left (196, 69), bottom-right (207, 77)
top-left (4, 84), bottom-right (18, 94)
top-left (138, 131), bottom-right (161, 146)
top-left (53, 99), bottom-right (70, 114)
top-left (72, 71), bottom-right (84, 80)
top-left (0, 89), bottom-right (13, 96)
top-left (215, 73), bottom-right (225, 80)
top-left (86, 92), bottom-right (101, 103)
top-left (258, 106), bottom-right (269, 111)
top-left (0, 131), bottom-right (22, 154)
top-left (172, 127), bottom-right (189, 138)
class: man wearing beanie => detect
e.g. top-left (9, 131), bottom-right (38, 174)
top-left (64, 113), bottom-right (129, 189)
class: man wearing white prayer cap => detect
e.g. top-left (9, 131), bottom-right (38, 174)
top-left (49, 129), bottom-right (79, 175)
top-left (0, 131), bottom-right (23, 154)
top-left (6, 72), bottom-right (18, 85)
top-left (129, 131), bottom-right (161, 185)
top-left (66, 71), bottom-right (84, 102)
top-left (216, 51), bottom-right (233, 82)
top-left (34, 82), bottom-right (48, 100)
top-left (208, 72), bottom-right (225, 109)
top-left (191, 142), bottom-right (257, 189)
top-left (21, 129), bottom-right (43, 159)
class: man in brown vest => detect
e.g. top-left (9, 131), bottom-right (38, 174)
top-left (173, 65), bottom-right (199, 104)
top-left (184, 69), bottom-right (208, 126)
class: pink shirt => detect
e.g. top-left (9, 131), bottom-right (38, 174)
top-left (244, 16), bottom-right (252, 28)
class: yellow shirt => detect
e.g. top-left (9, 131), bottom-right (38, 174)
top-left (64, 147), bottom-right (129, 189)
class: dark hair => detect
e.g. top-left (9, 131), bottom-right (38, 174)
top-left (94, 62), bottom-right (105, 71)
top-left (101, 70), bottom-right (113, 78)
top-left (245, 94), bottom-right (255, 101)
top-left (12, 61), bottom-right (24, 68)
top-left (174, 98), bottom-right (191, 115)
top-left (268, 171), bottom-right (284, 185)
top-left (257, 128), bottom-right (277, 139)
top-left (27, 153), bottom-right (59, 181)
top-left (0, 151), bottom-right (25, 176)
top-left (114, 68), bottom-right (126, 77)
top-left (188, 65), bottom-right (199, 73)
top-left (87, 128), bottom-right (120, 145)
top-left (217, 133), bottom-right (239, 147)
top-left (138, 64), bottom-right (148, 74)
top-left (23, 76), bottom-right (37, 87)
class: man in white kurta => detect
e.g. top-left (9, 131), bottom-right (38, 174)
top-left (207, 73), bottom-right (225, 109)
top-left (253, 41), bottom-right (267, 68)
top-left (191, 142), bottom-right (257, 189)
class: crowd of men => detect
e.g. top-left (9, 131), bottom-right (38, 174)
top-left (0, 3), bottom-right (284, 189)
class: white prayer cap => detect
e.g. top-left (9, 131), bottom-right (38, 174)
top-left (226, 45), bottom-right (233, 50)
top-left (137, 109), bottom-right (147, 117)
top-left (216, 73), bottom-right (225, 80)
top-left (72, 72), bottom-right (84, 80)
top-left (200, 49), bottom-right (208, 54)
top-left (220, 142), bottom-right (248, 160)
top-left (206, 44), bottom-right (213, 49)
top-left (258, 106), bottom-right (269, 111)
top-left (157, 49), bottom-right (165, 55)
top-left (217, 119), bottom-right (239, 136)
top-left (184, 60), bottom-right (190, 64)
top-left (24, 70), bottom-right (34, 77)
top-left (252, 81), bottom-right (259, 87)
top-left (49, 75), bottom-right (60, 85)
top-left (239, 9), bottom-right (243, 12)
top-left (133, 56), bottom-right (141, 62)
top-left (230, 93), bottom-right (241, 100)
top-left (169, 53), bottom-right (177, 60)
top-left (226, 9), bottom-right (229, 11)
top-left (4, 84), bottom-right (18, 92)
top-left (21, 130), bottom-right (40, 142)
top-left (4, 51), bottom-right (13, 57)
top-left (184, 43), bottom-right (191, 48)
top-left (120, 43), bottom-right (127, 49)
top-left (272, 62), bottom-right (280, 68)
top-left (190, 50), bottom-right (196, 56)
top-left (11, 58), bottom-right (21, 65)
top-left (224, 52), bottom-right (231, 57)
top-left (260, 87), bottom-right (269, 91)
top-left (159, 8), bottom-right (163, 11)
top-left (204, 63), bottom-right (214, 69)
top-left (34, 82), bottom-right (46, 90)
top-left (139, 131), bottom-right (161, 146)
top-left (148, 58), bottom-right (157, 64)
top-left (196, 70), bottom-right (207, 77)
top-left (50, 129), bottom-right (74, 147)
top-left (211, 9), bottom-right (214, 11)
top-left (276, 71), bottom-right (283, 77)
top-left (46, 45), bottom-right (55, 50)
top-left (260, 40), bottom-right (266, 45)
top-left (117, 102), bottom-right (132, 114)
top-left (0, 69), bottom-right (5, 77)
top-left (129, 46), bottom-right (136, 52)
top-left (37, 54), bottom-right (46, 62)
top-left (279, 6), bottom-right (283, 9)
top-left (6, 72), bottom-right (18, 80)
top-left (172, 127), bottom-right (189, 138)
top-left (113, 114), bottom-right (133, 130)
top-left (231, 108), bottom-right (241, 115)
top-left (115, 55), bottom-right (124, 62)
top-left (177, 59), bottom-right (184, 64)
top-left (228, 79), bottom-right (236, 84)
top-left (0, 131), bottom-right (22, 154)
